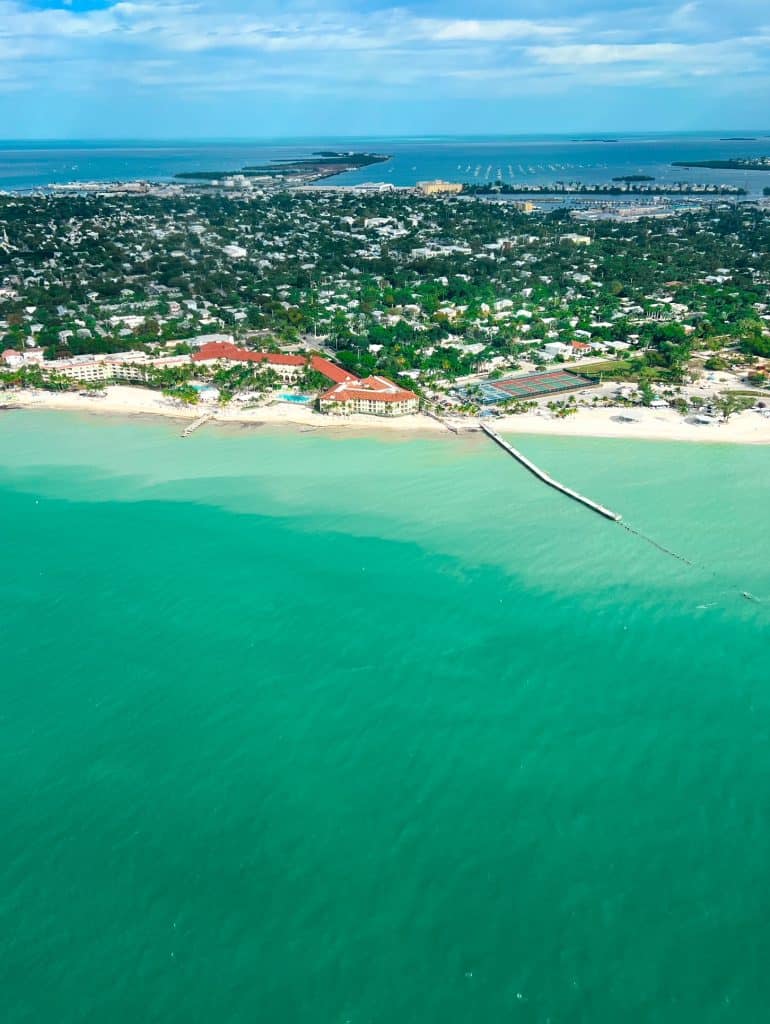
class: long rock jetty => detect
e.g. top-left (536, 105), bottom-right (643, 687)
top-left (480, 423), bottom-right (622, 522)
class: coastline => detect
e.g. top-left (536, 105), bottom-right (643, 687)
top-left (4, 385), bottom-right (770, 445)
top-left (2, 385), bottom-right (443, 435)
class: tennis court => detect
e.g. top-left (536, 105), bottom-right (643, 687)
top-left (490, 369), bottom-right (594, 400)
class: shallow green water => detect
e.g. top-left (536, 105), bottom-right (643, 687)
top-left (2, 411), bottom-right (769, 1023)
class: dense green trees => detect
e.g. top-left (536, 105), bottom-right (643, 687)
top-left (2, 189), bottom-right (770, 393)
top-left (737, 317), bottom-right (770, 357)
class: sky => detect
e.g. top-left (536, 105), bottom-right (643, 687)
top-left (1, 0), bottom-right (769, 137)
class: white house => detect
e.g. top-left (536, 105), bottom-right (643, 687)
top-left (543, 342), bottom-right (571, 358)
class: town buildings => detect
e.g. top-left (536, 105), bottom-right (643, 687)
top-left (2, 186), bottom-right (769, 417)
top-left (2, 347), bottom-right (44, 369)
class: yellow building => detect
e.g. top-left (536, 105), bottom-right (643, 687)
top-left (418, 180), bottom-right (463, 196)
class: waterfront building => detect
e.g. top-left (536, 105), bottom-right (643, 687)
top-left (308, 355), bottom-right (356, 384)
top-left (319, 376), bottom-right (419, 416)
top-left (191, 342), bottom-right (305, 382)
top-left (417, 180), bottom-right (463, 196)
top-left (4, 339), bottom-right (357, 393)
top-left (38, 352), bottom-right (191, 384)
top-left (191, 342), bottom-right (355, 385)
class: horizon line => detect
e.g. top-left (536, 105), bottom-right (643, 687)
top-left (1, 129), bottom-right (769, 145)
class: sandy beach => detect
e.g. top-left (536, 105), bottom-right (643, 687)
top-left (4, 385), bottom-right (770, 444)
top-left (2, 386), bottom-right (440, 433)
top-left (493, 406), bottom-right (770, 445)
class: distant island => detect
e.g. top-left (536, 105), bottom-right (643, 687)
top-left (612, 175), bottom-right (655, 183)
top-left (570, 138), bottom-right (619, 143)
top-left (720, 137), bottom-right (757, 141)
top-left (672, 157), bottom-right (770, 171)
top-left (176, 151), bottom-right (390, 183)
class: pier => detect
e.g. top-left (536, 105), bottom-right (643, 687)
top-left (424, 408), bottom-right (459, 434)
top-left (181, 413), bottom-right (213, 438)
top-left (480, 423), bottom-right (622, 522)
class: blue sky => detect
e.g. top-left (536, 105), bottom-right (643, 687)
top-left (1, 0), bottom-right (769, 137)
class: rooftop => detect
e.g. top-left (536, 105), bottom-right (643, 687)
top-left (321, 375), bottom-right (418, 404)
top-left (191, 342), bottom-right (356, 383)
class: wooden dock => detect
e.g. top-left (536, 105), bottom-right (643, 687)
top-left (480, 423), bottom-right (622, 523)
top-left (181, 413), bottom-right (213, 438)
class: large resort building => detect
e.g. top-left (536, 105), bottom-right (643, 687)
top-left (3, 342), bottom-right (419, 417)
top-left (193, 343), bottom-right (419, 416)
top-left (3, 348), bottom-right (191, 384)
top-left (319, 375), bottom-right (419, 416)
top-left (190, 341), bottom-right (354, 386)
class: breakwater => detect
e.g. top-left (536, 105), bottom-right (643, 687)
top-left (480, 423), bottom-right (622, 522)
top-left (182, 412), bottom-right (213, 437)
top-left (479, 424), bottom-right (762, 603)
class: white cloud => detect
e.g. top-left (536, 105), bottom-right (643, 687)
top-left (0, 0), bottom-right (768, 100)
top-left (417, 18), bottom-right (574, 43)
top-left (527, 37), bottom-right (764, 78)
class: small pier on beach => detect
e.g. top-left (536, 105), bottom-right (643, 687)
top-left (182, 413), bottom-right (213, 438)
top-left (480, 423), bottom-right (622, 523)
top-left (424, 409), bottom-right (459, 434)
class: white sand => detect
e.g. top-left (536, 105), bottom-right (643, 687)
top-left (4, 386), bottom-right (770, 444)
top-left (2, 386), bottom-right (442, 433)
top-left (492, 407), bottom-right (770, 445)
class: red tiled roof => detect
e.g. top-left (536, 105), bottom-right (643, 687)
top-left (192, 342), bottom-right (263, 363)
top-left (191, 344), bottom-right (355, 382)
top-left (192, 342), bottom-right (307, 366)
top-left (257, 352), bottom-right (306, 366)
top-left (310, 355), bottom-right (357, 383)
top-left (321, 375), bottom-right (418, 404)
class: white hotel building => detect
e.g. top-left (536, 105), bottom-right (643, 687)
top-left (43, 352), bottom-right (191, 383)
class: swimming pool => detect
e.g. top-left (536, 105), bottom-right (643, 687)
top-left (278, 393), bottom-right (314, 405)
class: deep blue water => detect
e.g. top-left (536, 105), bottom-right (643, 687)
top-left (1, 134), bottom-right (770, 194)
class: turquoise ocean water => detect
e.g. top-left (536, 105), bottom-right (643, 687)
top-left (2, 134), bottom-right (770, 196)
top-left (2, 410), bottom-right (770, 1022)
